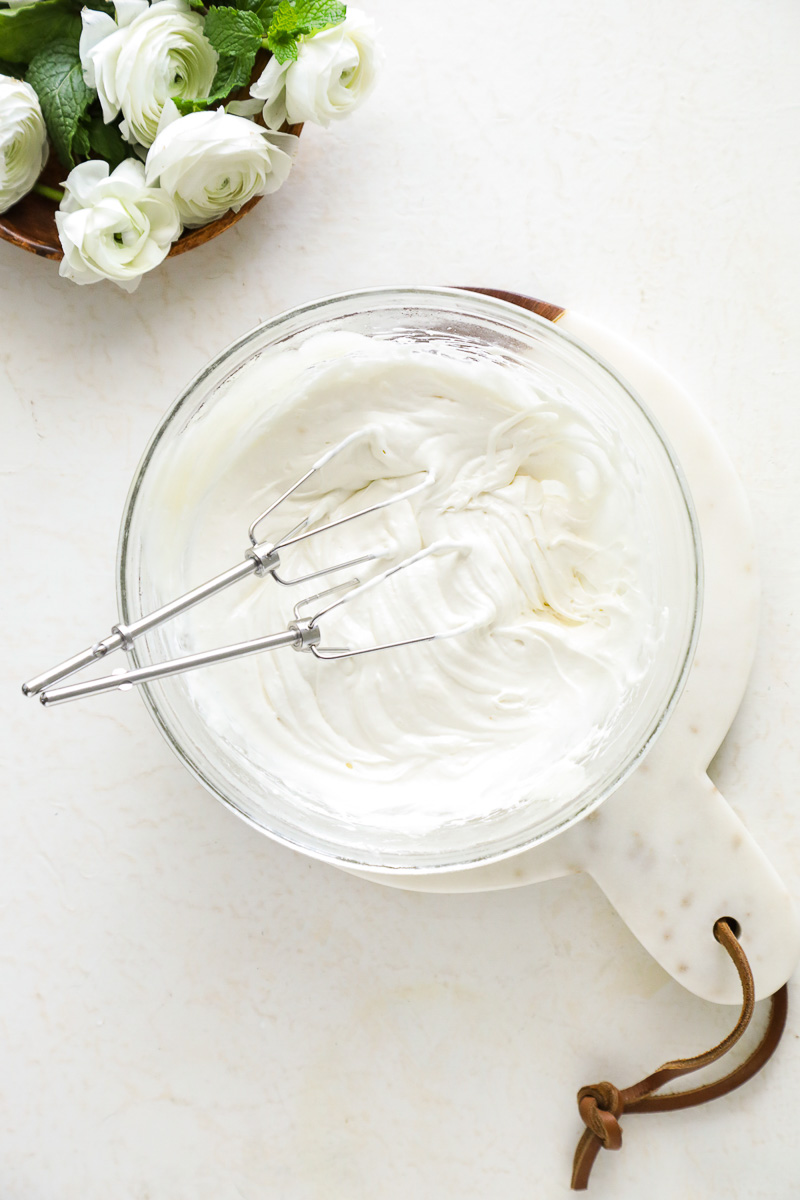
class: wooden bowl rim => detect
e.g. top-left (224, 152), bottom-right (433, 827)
top-left (0, 120), bottom-right (302, 263)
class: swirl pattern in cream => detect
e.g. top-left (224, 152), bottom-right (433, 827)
top-left (147, 333), bottom-right (668, 833)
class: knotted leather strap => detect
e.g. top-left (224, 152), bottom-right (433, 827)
top-left (571, 918), bottom-right (789, 1190)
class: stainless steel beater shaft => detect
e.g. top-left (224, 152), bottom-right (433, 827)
top-left (22, 557), bottom-right (260, 698)
top-left (22, 429), bottom-right (432, 697)
top-left (38, 627), bottom-right (314, 707)
top-left (36, 543), bottom-right (474, 707)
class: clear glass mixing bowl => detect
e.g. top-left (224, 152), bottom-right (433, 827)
top-left (118, 287), bottom-right (701, 873)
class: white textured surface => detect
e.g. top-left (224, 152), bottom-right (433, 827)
top-left (2, 2), bottom-right (799, 1197)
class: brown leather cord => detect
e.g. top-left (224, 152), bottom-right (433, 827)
top-left (571, 918), bottom-right (789, 1190)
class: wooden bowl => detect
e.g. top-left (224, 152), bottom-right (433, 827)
top-left (0, 75), bottom-right (302, 261)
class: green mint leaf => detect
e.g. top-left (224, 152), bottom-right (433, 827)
top-left (72, 119), bottom-right (91, 162)
top-left (173, 96), bottom-right (212, 115)
top-left (210, 49), bottom-right (258, 98)
top-left (265, 0), bottom-right (345, 63)
top-left (85, 114), bottom-right (129, 169)
top-left (293, 0), bottom-right (346, 34)
top-left (176, 7), bottom-right (262, 106)
top-left (253, 0), bottom-right (281, 23)
top-left (0, 1), bottom-right (81, 66)
top-left (203, 6), bottom-right (263, 57)
top-left (268, 36), bottom-right (299, 65)
top-left (265, 35), bottom-right (299, 62)
top-left (266, 1), bottom-right (302, 62)
top-left (184, 0), bottom-right (207, 8)
top-left (209, 0), bottom-right (274, 13)
top-left (174, 45), bottom-right (258, 112)
top-left (266, 0), bottom-right (300, 32)
top-left (26, 39), bottom-right (95, 169)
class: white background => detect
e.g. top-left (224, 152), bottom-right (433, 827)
top-left (2, 2), bottom-right (799, 1196)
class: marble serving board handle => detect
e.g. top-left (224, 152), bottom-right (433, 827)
top-left (352, 291), bottom-right (800, 1006)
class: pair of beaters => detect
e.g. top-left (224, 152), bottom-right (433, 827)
top-left (22, 430), bottom-right (471, 708)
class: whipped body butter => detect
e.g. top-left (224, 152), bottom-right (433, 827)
top-left (124, 292), bottom-right (698, 868)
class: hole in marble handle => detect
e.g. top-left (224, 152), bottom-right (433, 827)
top-left (718, 915), bottom-right (742, 940)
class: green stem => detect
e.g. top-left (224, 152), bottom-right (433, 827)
top-left (261, 37), bottom-right (270, 48)
top-left (33, 182), bottom-right (64, 203)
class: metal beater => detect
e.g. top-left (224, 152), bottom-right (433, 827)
top-left (22, 430), bottom-right (472, 707)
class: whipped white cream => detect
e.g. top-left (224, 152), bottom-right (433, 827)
top-left (146, 332), bottom-right (669, 835)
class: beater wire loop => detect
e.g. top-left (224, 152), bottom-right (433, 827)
top-left (34, 543), bottom-right (474, 705)
top-left (22, 431), bottom-right (436, 699)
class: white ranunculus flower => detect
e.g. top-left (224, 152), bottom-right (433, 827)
top-left (251, 8), bottom-right (379, 130)
top-left (145, 104), bottom-right (296, 228)
top-left (0, 75), bottom-right (49, 214)
top-left (80, 0), bottom-right (218, 148)
top-left (56, 158), bottom-right (182, 292)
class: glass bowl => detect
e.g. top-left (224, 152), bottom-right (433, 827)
top-left (118, 286), bottom-right (701, 873)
